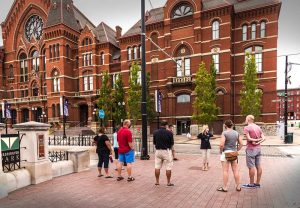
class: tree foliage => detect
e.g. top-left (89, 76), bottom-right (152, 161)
top-left (112, 73), bottom-right (127, 127)
top-left (192, 62), bottom-right (219, 125)
top-left (127, 62), bottom-right (141, 126)
top-left (239, 54), bottom-right (262, 118)
top-left (97, 70), bottom-right (112, 126)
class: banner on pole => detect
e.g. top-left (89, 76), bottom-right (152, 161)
top-left (5, 103), bottom-right (11, 119)
top-left (64, 99), bottom-right (69, 117)
top-left (60, 97), bottom-right (63, 116)
top-left (155, 90), bottom-right (162, 113)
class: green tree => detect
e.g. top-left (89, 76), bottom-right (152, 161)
top-left (239, 54), bottom-right (262, 118)
top-left (127, 62), bottom-right (141, 126)
top-left (192, 62), bottom-right (219, 125)
top-left (97, 70), bottom-right (112, 126)
top-left (146, 72), bottom-right (155, 124)
top-left (112, 73), bottom-right (127, 127)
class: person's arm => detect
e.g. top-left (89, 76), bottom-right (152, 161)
top-left (92, 136), bottom-right (97, 146)
top-left (220, 134), bottom-right (225, 153)
top-left (244, 128), bottom-right (261, 142)
top-left (170, 133), bottom-right (174, 148)
top-left (237, 134), bottom-right (244, 151)
top-left (128, 131), bottom-right (134, 150)
top-left (105, 140), bottom-right (113, 155)
top-left (253, 132), bottom-right (266, 145)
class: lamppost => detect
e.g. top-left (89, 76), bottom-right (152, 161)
top-left (118, 101), bottom-right (125, 124)
top-left (92, 108), bottom-right (97, 122)
top-left (31, 107), bottom-right (38, 122)
top-left (41, 111), bottom-right (47, 123)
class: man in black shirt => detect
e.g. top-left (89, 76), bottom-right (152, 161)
top-left (153, 120), bottom-right (174, 187)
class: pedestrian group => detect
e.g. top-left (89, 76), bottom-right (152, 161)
top-left (93, 114), bottom-right (265, 191)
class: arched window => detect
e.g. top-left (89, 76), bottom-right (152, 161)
top-left (82, 37), bottom-right (92, 46)
top-left (175, 45), bottom-right (191, 77)
top-left (52, 104), bottom-right (56, 117)
top-left (8, 65), bottom-right (14, 79)
top-left (32, 81), bottom-right (39, 96)
top-left (100, 52), bottom-right (104, 65)
top-left (66, 45), bottom-right (70, 58)
top-left (150, 33), bottom-right (158, 51)
top-left (43, 83), bottom-right (47, 95)
top-left (56, 44), bottom-right (60, 57)
top-left (212, 20), bottom-right (220, 40)
top-left (242, 24), bottom-right (248, 41)
top-left (31, 50), bottom-right (39, 71)
top-left (83, 71), bottom-right (93, 91)
top-left (57, 104), bottom-right (60, 117)
top-left (172, 3), bottom-right (193, 19)
top-left (260, 21), bottom-right (266, 38)
top-left (127, 47), bottom-right (132, 60)
top-left (52, 70), bottom-right (60, 92)
top-left (133, 46), bottom-right (138, 59)
top-left (19, 53), bottom-right (28, 83)
top-left (75, 56), bottom-right (79, 68)
top-left (251, 23), bottom-right (256, 39)
top-left (177, 94), bottom-right (190, 103)
top-left (82, 53), bottom-right (92, 66)
top-left (10, 88), bottom-right (14, 99)
top-left (42, 49), bottom-right (46, 70)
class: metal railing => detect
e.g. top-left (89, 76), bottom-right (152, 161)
top-left (48, 135), bottom-right (95, 146)
top-left (48, 151), bottom-right (68, 162)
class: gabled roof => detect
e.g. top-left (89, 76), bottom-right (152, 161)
top-left (122, 7), bottom-right (164, 38)
top-left (202, 0), bottom-right (281, 12)
top-left (93, 22), bottom-right (118, 47)
top-left (46, 0), bottom-right (80, 31)
top-left (73, 5), bottom-right (96, 30)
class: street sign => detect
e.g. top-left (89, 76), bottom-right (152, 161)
top-left (99, 109), bottom-right (105, 119)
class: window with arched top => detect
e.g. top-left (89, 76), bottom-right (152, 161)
top-left (242, 24), bottom-right (248, 41)
top-left (127, 47), bottom-right (132, 60)
top-left (49, 45), bottom-right (52, 58)
top-left (31, 50), bottom-right (39, 71)
top-left (100, 52), bottom-right (105, 65)
top-left (42, 49), bottom-right (46, 70)
top-left (19, 53), bottom-right (28, 83)
top-left (8, 65), bottom-right (14, 79)
top-left (172, 3), bottom-right (193, 19)
top-left (32, 81), bottom-right (39, 97)
top-left (82, 37), bottom-right (92, 46)
top-left (260, 21), bottom-right (266, 38)
top-left (150, 33), bottom-right (158, 51)
top-left (43, 83), bottom-right (47, 95)
top-left (56, 44), bottom-right (60, 57)
top-left (177, 94), bottom-right (191, 103)
top-left (251, 23), bottom-right (256, 39)
top-left (212, 20), bottom-right (220, 40)
top-left (56, 104), bottom-right (60, 117)
top-left (10, 88), bottom-right (14, 99)
top-left (66, 45), bottom-right (70, 58)
top-left (52, 104), bottom-right (56, 117)
top-left (175, 45), bottom-right (191, 77)
top-left (52, 69), bottom-right (60, 92)
top-left (133, 46), bottom-right (138, 59)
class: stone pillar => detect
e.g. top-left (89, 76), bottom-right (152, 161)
top-left (0, 123), bottom-right (8, 199)
top-left (13, 121), bottom-right (52, 184)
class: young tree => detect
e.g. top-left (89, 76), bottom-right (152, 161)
top-left (127, 62), bottom-right (141, 126)
top-left (146, 72), bottom-right (155, 124)
top-left (97, 70), bottom-right (112, 126)
top-left (192, 62), bottom-right (219, 125)
top-left (112, 73), bottom-right (127, 127)
top-left (239, 54), bottom-right (262, 118)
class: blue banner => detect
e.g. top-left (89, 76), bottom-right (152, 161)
top-left (64, 99), bottom-right (69, 117)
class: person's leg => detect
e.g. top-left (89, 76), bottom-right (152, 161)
top-left (255, 149), bottom-right (262, 186)
top-left (166, 170), bottom-right (172, 184)
top-left (246, 149), bottom-right (256, 186)
top-left (206, 149), bottom-right (211, 170)
top-left (126, 163), bottom-right (132, 177)
top-left (155, 169), bottom-right (160, 185)
top-left (222, 161), bottom-right (229, 190)
top-left (166, 150), bottom-right (174, 186)
top-left (117, 153), bottom-right (125, 178)
top-left (103, 153), bottom-right (110, 176)
top-left (125, 150), bottom-right (135, 179)
top-left (231, 160), bottom-right (241, 190)
top-left (256, 165), bottom-right (262, 185)
top-left (202, 149), bottom-right (206, 171)
top-left (97, 152), bottom-right (103, 176)
top-left (114, 148), bottom-right (119, 170)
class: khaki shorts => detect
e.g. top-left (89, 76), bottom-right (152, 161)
top-left (155, 149), bottom-right (173, 170)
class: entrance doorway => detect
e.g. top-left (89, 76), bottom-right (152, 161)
top-left (79, 105), bottom-right (88, 126)
top-left (176, 119), bottom-right (191, 135)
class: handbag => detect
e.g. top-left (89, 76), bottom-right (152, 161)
top-left (225, 151), bottom-right (239, 161)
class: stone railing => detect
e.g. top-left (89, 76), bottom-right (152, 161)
top-left (172, 76), bottom-right (192, 85)
top-left (5, 96), bottom-right (47, 104)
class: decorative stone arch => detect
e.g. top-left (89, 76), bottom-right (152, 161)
top-left (215, 87), bottom-right (227, 95)
top-left (81, 36), bottom-right (93, 46)
top-left (173, 89), bottom-right (192, 96)
top-left (209, 17), bottom-right (223, 25)
top-left (168, 0), bottom-right (197, 19)
top-left (173, 42), bottom-right (194, 58)
top-left (13, 4), bottom-right (48, 50)
top-left (51, 68), bottom-right (60, 77)
top-left (28, 46), bottom-right (39, 56)
top-left (239, 21), bottom-right (250, 28)
top-left (16, 49), bottom-right (27, 60)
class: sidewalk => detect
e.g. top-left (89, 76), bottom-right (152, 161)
top-left (1, 154), bottom-right (300, 208)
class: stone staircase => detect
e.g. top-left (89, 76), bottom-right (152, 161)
top-left (53, 127), bottom-right (96, 136)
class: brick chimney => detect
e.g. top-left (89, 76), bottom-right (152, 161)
top-left (116, 26), bottom-right (122, 39)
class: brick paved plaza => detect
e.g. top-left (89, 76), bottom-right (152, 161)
top-left (1, 153), bottom-right (300, 208)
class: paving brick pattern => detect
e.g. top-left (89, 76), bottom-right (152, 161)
top-left (1, 155), bottom-right (300, 208)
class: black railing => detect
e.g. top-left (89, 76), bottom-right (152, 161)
top-left (48, 151), bottom-right (68, 162)
top-left (48, 135), bottom-right (95, 146)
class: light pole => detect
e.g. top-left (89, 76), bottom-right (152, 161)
top-left (118, 101), bottom-right (125, 125)
top-left (93, 108), bottom-right (97, 122)
top-left (41, 111), bottom-right (47, 123)
top-left (31, 107), bottom-right (38, 122)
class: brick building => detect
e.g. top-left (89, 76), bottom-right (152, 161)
top-left (277, 88), bottom-right (300, 126)
top-left (0, 0), bottom-right (281, 134)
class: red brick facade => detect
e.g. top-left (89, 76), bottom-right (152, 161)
top-left (0, 0), bottom-right (281, 134)
top-left (277, 89), bottom-right (300, 121)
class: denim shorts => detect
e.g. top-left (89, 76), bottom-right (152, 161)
top-left (119, 150), bottom-right (135, 164)
top-left (246, 148), bottom-right (261, 168)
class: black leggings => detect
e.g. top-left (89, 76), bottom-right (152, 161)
top-left (98, 151), bottom-right (109, 168)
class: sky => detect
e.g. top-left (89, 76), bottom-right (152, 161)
top-left (0, 0), bottom-right (299, 90)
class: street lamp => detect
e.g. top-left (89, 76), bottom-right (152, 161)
top-left (92, 108), bottom-right (97, 122)
top-left (118, 101), bottom-right (125, 124)
top-left (41, 111), bottom-right (47, 123)
top-left (31, 107), bottom-right (38, 122)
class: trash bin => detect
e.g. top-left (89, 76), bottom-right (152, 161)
top-left (285, 133), bottom-right (293, 144)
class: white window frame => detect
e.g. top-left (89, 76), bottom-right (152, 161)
top-left (251, 23), bottom-right (256, 39)
top-left (260, 21), bottom-right (266, 38)
top-left (242, 25), bottom-right (247, 41)
top-left (212, 53), bottom-right (220, 73)
top-left (212, 21), bottom-right (220, 40)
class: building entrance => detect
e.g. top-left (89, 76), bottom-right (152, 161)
top-left (176, 119), bottom-right (191, 135)
top-left (79, 105), bottom-right (88, 127)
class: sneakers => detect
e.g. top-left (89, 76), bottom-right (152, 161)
top-left (241, 184), bottom-right (256, 189)
top-left (254, 183), bottom-right (261, 188)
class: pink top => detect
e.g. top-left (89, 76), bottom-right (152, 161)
top-left (243, 123), bottom-right (263, 149)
